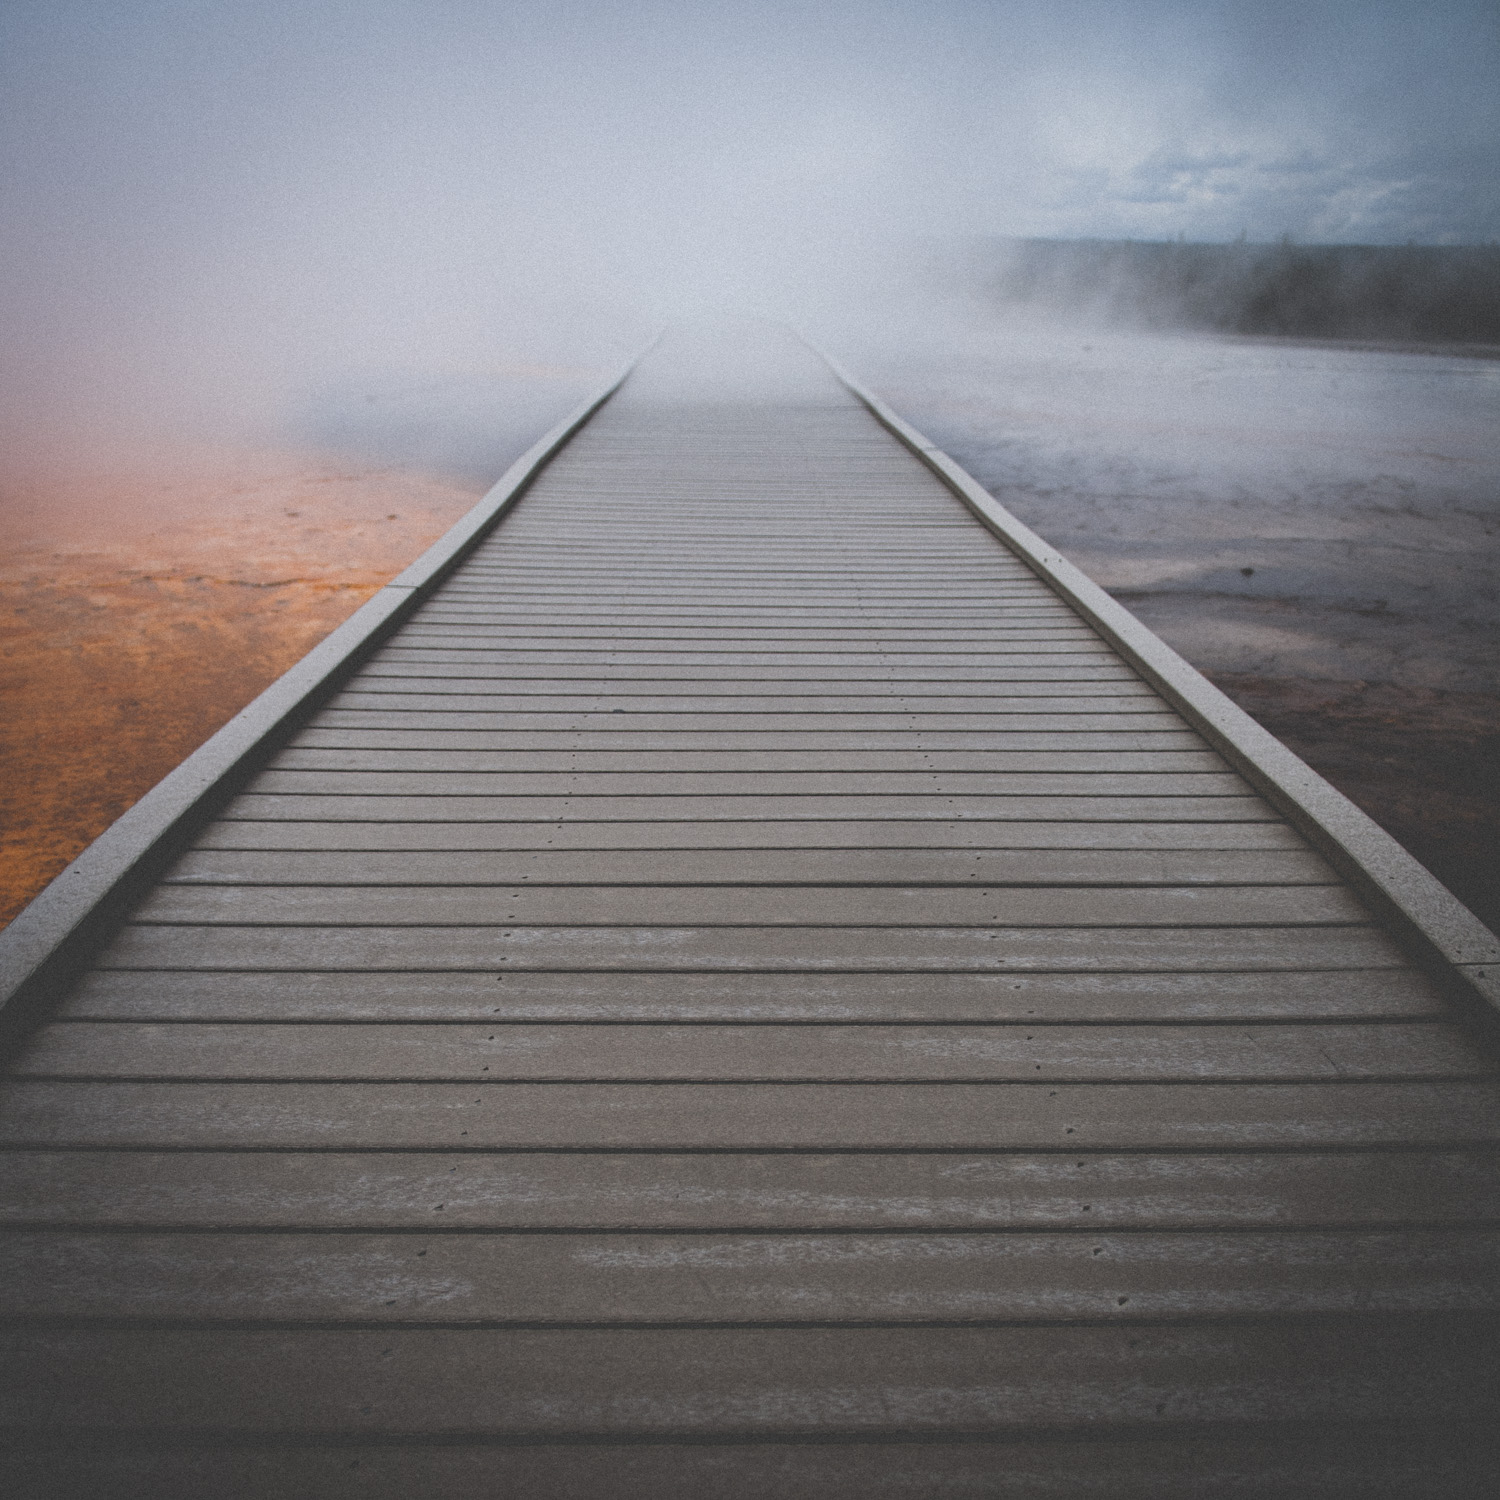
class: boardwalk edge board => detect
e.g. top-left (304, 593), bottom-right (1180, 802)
top-left (807, 338), bottom-right (1500, 1024)
top-left (0, 349), bottom-right (652, 1043)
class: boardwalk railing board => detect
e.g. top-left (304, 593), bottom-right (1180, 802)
top-left (0, 351), bottom-right (648, 1046)
top-left (809, 340), bottom-right (1500, 1022)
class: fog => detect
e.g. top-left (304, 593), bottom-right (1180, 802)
top-left (3, 0), bottom-right (1499, 931)
top-left (2, 0), bottom-right (1497, 473)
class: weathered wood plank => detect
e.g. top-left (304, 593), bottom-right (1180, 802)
top-left (243, 773), bottom-right (1259, 801)
top-left (395, 625), bottom-right (1104, 643)
top-left (360, 656), bottom-right (1140, 678)
top-left (95, 923), bottom-right (1400, 972)
top-left (3, 1433), bottom-right (1489, 1500)
top-left (218, 794), bottom-right (1280, 822)
top-left (339, 676), bottom-right (1159, 698)
top-left (267, 748), bottom-right (1222, 773)
top-left (2, 1320), bottom-right (1496, 1433)
top-left (5, 1080), bottom-right (1495, 1150)
top-left (411, 604), bottom-right (1085, 622)
top-left (6, 1228), bottom-right (1500, 1324)
top-left (302, 711), bottom-right (1192, 733)
top-left (385, 640), bottom-right (1115, 657)
top-left (367, 647), bottom-right (1126, 667)
top-left (325, 694), bottom-right (1164, 716)
top-left (415, 608), bottom-right (1081, 625)
top-left (2, 1149), bottom-right (1489, 1230)
top-left (162, 846), bottom-right (1335, 887)
top-left (130, 883), bottom-right (1364, 929)
top-left (425, 584), bottom-right (1072, 596)
top-left (57, 967), bottom-right (1442, 1023)
top-left (195, 817), bottom-right (1306, 852)
top-left (356, 669), bottom-right (1143, 689)
top-left (15, 1021), bottom-right (1480, 1082)
top-left (297, 727), bottom-right (1208, 750)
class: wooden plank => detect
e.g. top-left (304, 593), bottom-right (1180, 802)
top-left (411, 617), bottom-right (1091, 635)
top-left (245, 772), bottom-right (1251, 799)
top-left (433, 575), bottom-right (1059, 587)
top-left (435, 572), bottom-right (1054, 587)
top-left (3, 1433), bottom-right (1490, 1500)
top-left (218, 794), bottom-right (1280, 823)
top-left (482, 545), bottom-right (977, 552)
top-left (339, 676), bottom-right (1159, 698)
top-left (13, 1020), bottom-right (1483, 1082)
top-left (301, 712), bottom-right (1192, 733)
top-left (5, 1079), bottom-right (1496, 1150)
top-left (267, 748), bottom-right (1222, 773)
top-left (356, 660), bottom-right (1142, 680)
top-left (399, 634), bottom-right (1109, 651)
top-left (6, 1228), bottom-right (1500, 1324)
top-left (451, 548), bottom-right (1026, 559)
top-left (96, 923), bottom-right (1399, 972)
top-left (421, 582), bottom-right (1061, 593)
top-left (418, 601), bottom-right (1075, 618)
top-left (337, 685), bottom-right (1169, 704)
top-left (370, 647), bottom-right (1127, 667)
top-left (129, 883), bottom-right (1365, 928)
top-left (195, 817), bottom-right (1306, 852)
top-left (327, 694), bottom-right (1151, 716)
top-left (411, 604), bottom-right (1085, 621)
top-left (58, 967), bottom-right (1443, 1023)
top-left (399, 615), bottom-right (1104, 633)
top-left (429, 593), bottom-right (1080, 610)
top-left (2, 1148), bottom-right (1487, 1230)
top-left (162, 847), bottom-right (1335, 887)
top-left (1, 1320), bottom-right (1496, 1432)
top-left (387, 640), bottom-right (1113, 657)
top-left (296, 728), bottom-right (1208, 750)
top-left (395, 629), bottom-right (1104, 647)
top-left (365, 648), bottom-right (1136, 667)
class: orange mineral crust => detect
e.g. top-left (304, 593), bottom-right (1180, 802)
top-left (0, 449), bottom-right (485, 928)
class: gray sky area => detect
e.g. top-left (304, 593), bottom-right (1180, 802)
top-left (1, 1), bottom-right (1497, 454)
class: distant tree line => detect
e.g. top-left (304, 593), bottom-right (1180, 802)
top-left (984, 239), bottom-right (1500, 343)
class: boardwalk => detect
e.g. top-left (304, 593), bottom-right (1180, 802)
top-left (2, 327), bottom-right (1499, 1496)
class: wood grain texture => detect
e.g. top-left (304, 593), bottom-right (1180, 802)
top-left (191, 816), bottom-right (1307, 851)
top-left (161, 845), bottom-right (1335, 885)
top-left (4, 1149), bottom-right (1493, 1229)
top-left (56, 966), bottom-right (1444, 1023)
top-left (217, 793), bottom-right (1278, 821)
top-left (6, 1227), bottom-right (1500, 1323)
top-left (14, 1020), bottom-right (1483, 1082)
top-left (5, 1080), bottom-right (1498, 1150)
top-left (4, 1435), bottom-right (1493, 1500)
top-left (2, 1321), bottom-right (1497, 1433)
top-left (128, 882), bottom-right (1365, 928)
top-left (93, 922), bottom-right (1402, 972)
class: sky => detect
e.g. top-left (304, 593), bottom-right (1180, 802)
top-left (1, 0), bottom-right (1496, 455)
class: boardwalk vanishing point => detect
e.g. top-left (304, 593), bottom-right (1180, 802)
top-left (1, 326), bottom-right (1499, 1497)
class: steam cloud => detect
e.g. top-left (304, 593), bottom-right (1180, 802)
top-left (1, 0), bottom-right (1496, 469)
